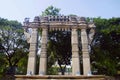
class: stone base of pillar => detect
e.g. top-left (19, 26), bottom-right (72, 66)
top-left (27, 57), bottom-right (36, 75)
top-left (72, 57), bottom-right (80, 75)
top-left (39, 57), bottom-right (47, 75)
top-left (83, 57), bottom-right (91, 75)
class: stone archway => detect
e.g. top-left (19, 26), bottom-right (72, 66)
top-left (23, 15), bottom-right (95, 75)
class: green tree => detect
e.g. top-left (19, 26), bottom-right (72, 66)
top-left (47, 31), bottom-right (71, 75)
top-left (90, 17), bottom-right (120, 76)
top-left (0, 18), bottom-right (29, 77)
top-left (42, 5), bottom-right (60, 16)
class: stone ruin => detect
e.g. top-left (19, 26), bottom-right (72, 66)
top-left (23, 15), bottom-right (96, 75)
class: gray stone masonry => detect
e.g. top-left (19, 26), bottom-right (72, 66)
top-left (39, 28), bottom-right (48, 75)
top-left (71, 28), bottom-right (80, 75)
top-left (27, 28), bottom-right (38, 75)
top-left (23, 16), bottom-right (95, 75)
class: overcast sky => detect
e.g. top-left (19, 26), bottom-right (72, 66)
top-left (0, 0), bottom-right (120, 23)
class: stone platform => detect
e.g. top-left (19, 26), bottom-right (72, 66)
top-left (15, 75), bottom-right (111, 80)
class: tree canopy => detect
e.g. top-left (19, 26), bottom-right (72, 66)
top-left (0, 18), bottom-right (29, 77)
top-left (42, 5), bottom-right (60, 16)
top-left (90, 17), bottom-right (120, 75)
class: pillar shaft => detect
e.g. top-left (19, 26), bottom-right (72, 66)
top-left (71, 29), bottom-right (80, 75)
top-left (27, 28), bottom-right (38, 75)
top-left (81, 29), bottom-right (91, 75)
top-left (39, 28), bottom-right (48, 75)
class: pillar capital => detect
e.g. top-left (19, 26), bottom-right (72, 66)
top-left (41, 25), bottom-right (49, 30)
top-left (32, 28), bottom-right (38, 30)
top-left (81, 28), bottom-right (86, 31)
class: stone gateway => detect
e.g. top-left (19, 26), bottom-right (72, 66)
top-left (23, 16), bottom-right (95, 75)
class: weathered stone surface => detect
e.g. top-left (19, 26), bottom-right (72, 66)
top-left (81, 29), bottom-right (91, 75)
top-left (71, 29), bottom-right (80, 75)
top-left (23, 16), bottom-right (96, 76)
top-left (15, 75), bottom-right (111, 80)
top-left (39, 28), bottom-right (48, 75)
top-left (27, 28), bottom-right (38, 75)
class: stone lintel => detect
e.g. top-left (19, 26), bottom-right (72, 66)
top-left (24, 23), bottom-right (89, 30)
top-left (23, 22), bottom-right (88, 30)
top-left (23, 16), bottom-right (94, 31)
top-left (78, 24), bottom-right (87, 29)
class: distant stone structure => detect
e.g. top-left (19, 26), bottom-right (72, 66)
top-left (23, 15), bottom-right (95, 75)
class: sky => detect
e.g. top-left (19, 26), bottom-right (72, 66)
top-left (0, 0), bottom-right (120, 23)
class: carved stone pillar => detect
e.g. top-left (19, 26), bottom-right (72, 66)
top-left (39, 28), bottom-right (48, 75)
top-left (81, 29), bottom-right (91, 75)
top-left (27, 28), bottom-right (38, 75)
top-left (71, 29), bottom-right (80, 75)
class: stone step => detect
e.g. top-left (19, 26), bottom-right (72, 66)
top-left (15, 75), bottom-right (111, 80)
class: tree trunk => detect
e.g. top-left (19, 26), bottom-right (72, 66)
top-left (59, 65), bottom-right (66, 75)
top-left (6, 66), bottom-right (16, 75)
top-left (61, 70), bottom-right (65, 75)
